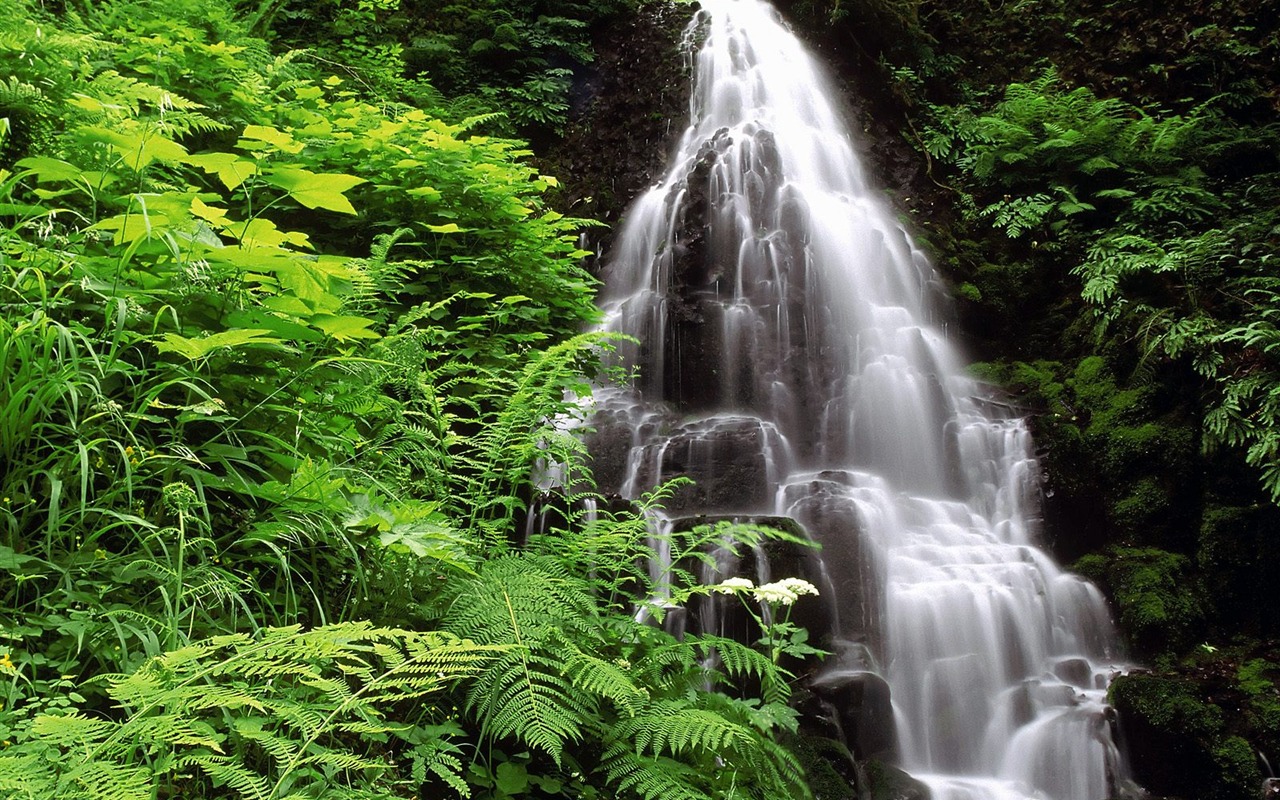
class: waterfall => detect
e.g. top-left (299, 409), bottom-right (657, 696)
top-left (588, 1), bottom-right (1132, 798)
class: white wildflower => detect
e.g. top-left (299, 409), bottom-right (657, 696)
top-left (772, 577), bottom-right (819, 598)
top-left (753, 582), bottom-right (799, 605)
top-left (711, 577), bottom-right (755, 594)
top-left (754, 578), bottom-right (818, 606)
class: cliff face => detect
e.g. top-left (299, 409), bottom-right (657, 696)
top-left (540, 3), bottom-right (697, 256)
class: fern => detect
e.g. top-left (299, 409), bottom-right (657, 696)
top-left (599, 694), bottom-right (810, 800)
top-left (567, 652), bottom-right (649, 714)
top-left (440, 548), bottom-right (816, 798)
top-left (695, 634), bottom-right (788, 698)
top-left (601, 751), bottom-right (715, 800)
top-left (446, 555), bottom-right (600, 761)
top-left (3, 623), bottom-right (501, 799)
top-left (616, 702), bottom-right (755, 757)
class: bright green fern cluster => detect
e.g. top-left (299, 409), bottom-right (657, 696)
top-left (0, 623), bottom-right (501, 800)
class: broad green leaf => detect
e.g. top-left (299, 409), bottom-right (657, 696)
top-left (90, 210), bottom-right (172, 244)
top-left (155, 329), bottom-right (282, 360)
top-left (494, 762), bottom-right (529, 795)
top-left (0, 202), bottom-right (48, 216)
top-left (15, 156), bottom-right (82, 183)
top-left (0, 545), bottom-right (45, 572)
top-left (226, 217), bottom-right (310, 250)
top-left (262, 168), bottom-right (366, 215)
top-left (311, 314), bottom-right (380, 342)
top-left (271, 263), bottom-right (338, 310)
top-left (190, 196), bottom-right (229, 227)
top-left (226, 310), bottom-right (324, 343)
top-left (260, 296), bottom-right (316, 317)
top-left (427, 223), bottom-right (466, 234)
top-left (78, 125), bottom-right (188, 170)
top-left (238, 124), bottom-right (304, 154)
top-left (185, 152), bottom-right (259, 190)
top-left (205, 246), bottom-right (298, 274)
top-left (66, 93), bottom-right (107, 113)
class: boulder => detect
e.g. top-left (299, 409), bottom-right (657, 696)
top-left (808, 669), bottom-right (898, 762)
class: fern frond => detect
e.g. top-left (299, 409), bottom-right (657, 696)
top-left (600, 750), bottom-right (714, 800)
top-left (694, 635), bottom-right (780, 684)
top-left (564, 650), bottom-right (649, 716)
top-left (0, 753), bottom-right (56, 799)
top-left (466, 647), bottom-right (587, 763)
top-left (15, 624), bottom-right (498, 799)
top-left (59, 760), bottom-right (152, 800)
top-left (614, 702), bottom-right (754, 758)
top-left (178, 753), bottom-right (272, 800)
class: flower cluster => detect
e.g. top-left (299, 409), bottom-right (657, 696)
top-left (708, 577), bottom-right (819, 606)
top-left (755, 577), bottom-right (819, 605)
top-left (712, 577), bottom-right (755, 594)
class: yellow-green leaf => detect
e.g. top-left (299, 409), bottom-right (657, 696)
top-left (262, 168), bottom-right (366, 215)
top-left (185, 152), bottom-right (259, 191)
top-left (90, 210), bottom-right (172, 244)
top-left (311, 314), bottom-right (380, 342)
top-left (227, 218), bottom-right (292, 249)
top-left (190, 196), bottom-right (229, 227)
top-left (155, 329), bottom-right (282, 360)
top-left (79, 126), bottom-right (188, 171)
top-left (238, 124), bottom-right (303, 154)
top-left (15, 157), bottom-right (82, 183)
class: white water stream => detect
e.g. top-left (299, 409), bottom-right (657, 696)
top-left (590, 2), bottom-right (1132, 798)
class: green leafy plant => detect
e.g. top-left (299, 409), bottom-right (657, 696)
top-left (0, 623), bottom-right (500, 799)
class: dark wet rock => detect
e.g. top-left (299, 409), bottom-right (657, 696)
top-left (784, 479), bottom-right (881, 647)
top-left (808, 670), bottom-right (898, 762)
top-left (540, 3), bottom-right (696, 254)
top-left (1054, 656), bottom-right (1094, 689)
top-left (585, 406), bottom-right (642, 495)
top-left (658, 417), bottom-right (778, 513)
top-left (861, 759), bottom-right (931, 800)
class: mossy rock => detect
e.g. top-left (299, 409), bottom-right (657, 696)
top-left (783, 733), bottom-right (857, 800)
top-left (1197, 503), bottom-right (1280, 639)
top-left (1074, 546), bottom-right (1206, 659)
top-left (1111, 673), bottom-right (1263, 800)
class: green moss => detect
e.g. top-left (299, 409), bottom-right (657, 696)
top-left (1237, 658), bottom-right (1280, 744)
top-left (1112, 670), bottom-right (1272, 800)
top-left (956, 281), bottom-right (982, 302)
top-left (1197, 503), bottom-right (1280, 637)
top-left (1239, 659), bottom-right (1273, 697)
top-left (1081, 547), bottom-right (1206, 658)
top-left (784, 734), bottom-right (855, 800)
top-left (1211, 735), bottom-right (1262, 800)
top-left (1110, 674), bottom-right (1225, 798)
top-left (1072, 553), bottom-right (1108, 583)
top-left (1108, 477), bottom-right (1166, 537)
top-left (1111, 674), bottom-right (1222, 737)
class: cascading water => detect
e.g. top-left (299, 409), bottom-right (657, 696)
top-left (588, 1), bottom-right (1133, 798)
